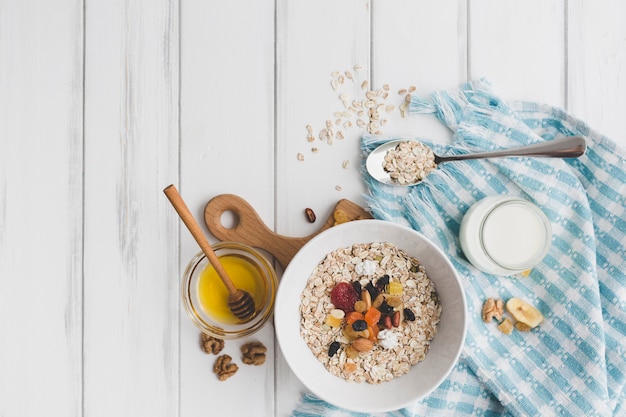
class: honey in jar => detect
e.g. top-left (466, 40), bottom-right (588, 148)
top-left (196, 254), bottom-right (267, 324)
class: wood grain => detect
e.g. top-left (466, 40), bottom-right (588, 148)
top-left (204, 194), bottom-right (371, 269)
top-left (0, 1), bottom-right (84, 416)
top-left (83, 1), bottom-right (179, 416)
top-left (1, 2), bottom-right (625, 416)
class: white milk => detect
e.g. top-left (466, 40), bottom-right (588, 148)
top-left (481, 202), bottom-right (547, 268)
top-left (459, 195), bottom-right (552, 276)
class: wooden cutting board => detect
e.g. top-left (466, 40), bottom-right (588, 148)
top-left (204, 194), bottom-right (372, 269)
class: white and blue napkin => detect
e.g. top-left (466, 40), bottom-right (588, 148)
top-left (292, 79), bottom-right (626, 417)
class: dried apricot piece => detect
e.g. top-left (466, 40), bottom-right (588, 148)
top-left (345, 311), bottom-right (364, 325)
top-left (364, 307), bottom-right (381, 327)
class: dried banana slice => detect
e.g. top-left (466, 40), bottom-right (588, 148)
top-left (506, 298), bottom-right (544, 328)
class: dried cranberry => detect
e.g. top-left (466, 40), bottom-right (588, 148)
top-left (330, 282), bottom-right (359, 312)
top-left (328, 341), bottom-right (340, 357)
top-left (352, 319), bottom-right (367, 331)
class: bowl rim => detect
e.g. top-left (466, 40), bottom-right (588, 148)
top-left (275, 219), bottom-right (467, 413)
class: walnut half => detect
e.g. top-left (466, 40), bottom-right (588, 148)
top-left (213, 354), bottom-right (238, 381)
top-left (482, 298), bottom-right (504, 323)
top-left (201, 333), bottom-right (224, 355)
top-left (241, 341), bottom-right (267, 366)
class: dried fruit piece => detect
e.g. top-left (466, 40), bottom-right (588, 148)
top-left (333, 209), bottom-right (349, 225)
top-left (363, 307), bottom-right (381, 327)
top-left (515, 322), bottom-right (532, 332)
top-left (325, 314), bottom-right (342, 328)
top-left (352, 319), bottom-right (367, 331)
top-left (344, 362), bottom-right (358, 372)
top-left (403, 308), bottom-right (416, 321)
top-left (345, 311), bottom-right (364, 325)
top-left (506, 298), bottom-right (544, 328)
top-left (388, 281), bottom-right (403, 296)
top-left (497, 318), bottom-right (514, 335)
top-left (328, 341), bottom-right (340, 357)
top-left (330, 282), bottom-right (359, 312)
top-left (353, 300), bottom-right (367, 313)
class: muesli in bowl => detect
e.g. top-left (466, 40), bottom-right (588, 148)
top-left (300, 241), bottom-right (441, 384)
top-left (274, 220), bottom-right (466, 413)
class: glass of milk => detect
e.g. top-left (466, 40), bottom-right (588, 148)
top-left (459, 195), bottom-right (552, 276)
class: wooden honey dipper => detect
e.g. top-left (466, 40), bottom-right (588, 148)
top-left (163, 184), bottom-right (256, 321)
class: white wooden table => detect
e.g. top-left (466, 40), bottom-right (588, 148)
top-left (1, 1), bottom-right (625, 416)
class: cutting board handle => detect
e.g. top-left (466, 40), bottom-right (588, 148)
top-left (204, 194), bottom-right (371, 269)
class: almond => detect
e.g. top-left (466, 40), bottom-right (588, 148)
top-left (391, 310), bottom-right (401, 327)
top-left (351, 337), bottom-right (374, 352)
top-left (361, 289), bottom-right (372, 310)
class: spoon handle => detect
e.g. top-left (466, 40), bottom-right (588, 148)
top-left (163, 184), bottom-right (238, 295)
top-left (436, 136), bottom-right (586, 164)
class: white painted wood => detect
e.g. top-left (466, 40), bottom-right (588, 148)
top-left (0, 1), bottom-right (84, 415)
top-left (371, 0), bottom-right (468, 143)
top-left (179, 1), bottom-right (276, 416)
top-left (274, 2), bottom-right (370, 413)
top-left (275, 0), bottom-right (371, 240)
top-left (2, 2), bottom-right (626, 417)
top-left (568, 0), bottom-right (626, 144)
top-left (469, 0), bottom-right (566, 107)
top-left (83, 1), bottom-right (179, 416)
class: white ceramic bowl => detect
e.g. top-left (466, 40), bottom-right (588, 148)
top-left (275, 219), bottom-right (467, 413)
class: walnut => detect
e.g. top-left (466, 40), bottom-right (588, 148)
top-left (200, 333), bottom-right (224, 355)
top-left (241, 341), bottom-right (267, 365)
top-left (213, 354), bottom-right (238, 381)
top-left (482, 298), bottom-right (504, 322)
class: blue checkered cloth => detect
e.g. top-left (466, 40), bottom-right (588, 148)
top-left (292, 79), bottom-right (626, 417)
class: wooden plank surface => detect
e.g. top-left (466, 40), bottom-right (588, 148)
top-left (82, 1), bottom-right (180, 416)
top-left (0, 1), bottom-right (84, 415)
top-left (568, 0), bottom-right (626, 144)
top-left (180, 1), bottom-right (277, 416)
top-left (0, 2), bottom-right (625, 416)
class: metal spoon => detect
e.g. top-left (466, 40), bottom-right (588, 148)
top-left (366, 135), bottom-right (587, 186)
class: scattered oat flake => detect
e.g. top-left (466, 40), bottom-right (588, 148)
top-left (361, 80), bottom-right (368, 90)
top-left (354, 64), bottom-right (364, 72)
top-left (331, 70), bottom-right (340, 77)
top-left (297, 153), bottom-right (304, 161)
top-left (345, 70), bottom-right (354, 80)
top-left (335, 185), bottom-right (342, 191)
top-left (342, 160), bottom-right (350, 169)
top-left (311, 147), bottom-right (319, 153)
top-left (398, 88), bottom-right (407, 95)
